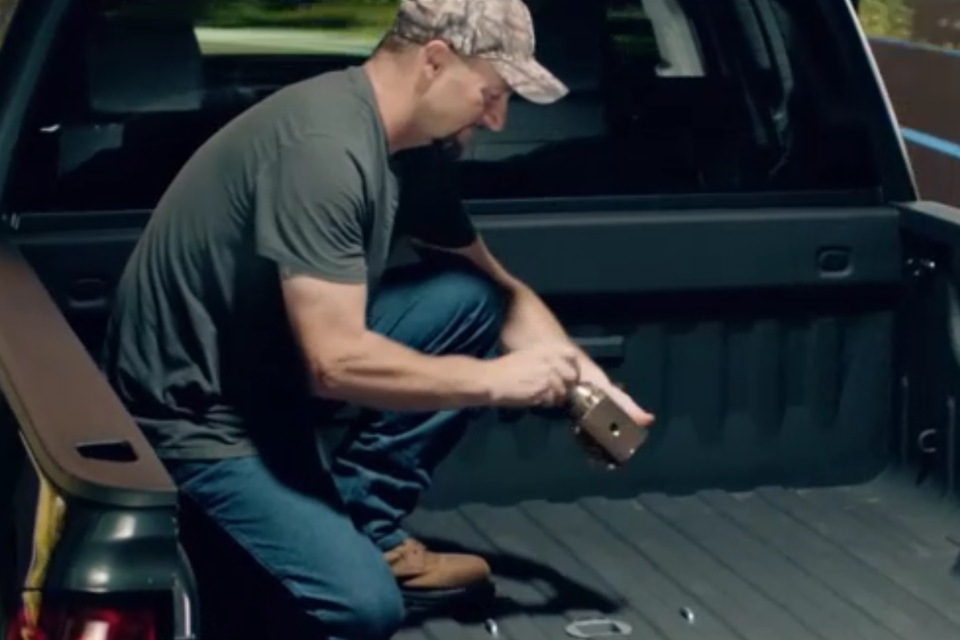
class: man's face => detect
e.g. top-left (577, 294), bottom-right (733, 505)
top-left (416, 42), bottom-right (512, 157)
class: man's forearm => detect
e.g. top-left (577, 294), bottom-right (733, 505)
top-left (311, 331), bottom-right (493, 412)
top-left (500, 283), bottom-right (611, 386)
top-left (499, 282), bottom-right (567, 350)
top-left (414, 237), bottom-right (612, 388)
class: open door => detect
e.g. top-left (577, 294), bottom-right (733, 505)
top-left (896, 202), bottom-right (960, 497)
top-left (0, 1), bottom-right (194, 638)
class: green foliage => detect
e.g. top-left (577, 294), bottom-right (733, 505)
top-left (858, 0), bottom-right (914, 39)
top-left (197, 0), bottom-right (397, 30)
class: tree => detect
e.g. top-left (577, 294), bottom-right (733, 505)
top-left (858, 0), bottom-right (914, 40)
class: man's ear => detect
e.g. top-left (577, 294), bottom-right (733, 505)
top-left (421, 40), bottom-right (455, 78)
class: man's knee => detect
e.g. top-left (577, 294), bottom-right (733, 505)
top-left (303, 577), bottom-right (405, 640)
top-left (423, 263), bottom-right (506, 353)
top-left (170, 457), bottom-right (406, 639)
top-left (370, 256), bottom-right (507, 358)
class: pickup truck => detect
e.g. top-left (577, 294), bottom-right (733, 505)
top-left (4, 0), bottom-right (960, 639)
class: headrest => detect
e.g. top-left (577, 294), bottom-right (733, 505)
top-left (527, 0), bottom-right (604, 93)
top-left (85, 17), bottom-right (203, 114)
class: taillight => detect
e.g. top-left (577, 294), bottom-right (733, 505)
top-left (5, 602), bottom-right (157, 640)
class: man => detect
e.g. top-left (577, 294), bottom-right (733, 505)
top-left (101, 0), bottom-right (654, 637)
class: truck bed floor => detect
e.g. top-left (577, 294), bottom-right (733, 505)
top-left (399, 470), bottom-right (960, 640)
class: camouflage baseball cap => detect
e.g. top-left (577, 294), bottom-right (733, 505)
top-left (389, 0), bottom-right (569, 104)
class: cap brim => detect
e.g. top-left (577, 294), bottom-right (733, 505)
top-left (490, 57), bottom-right (569, 105)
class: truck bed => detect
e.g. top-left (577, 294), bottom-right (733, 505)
top-left (399, 469), bottom-right (960, 640)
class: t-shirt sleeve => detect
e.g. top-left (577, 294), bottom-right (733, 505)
top-left (254, 137), bottom-right (368, 283)
top-left (394, 144), bottom-right (478, 250)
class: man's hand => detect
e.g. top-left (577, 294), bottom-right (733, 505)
top-left (601, 383), bottom-right (655, 428)
top-left (571, 377), bottom-right (655, 470)
top-left (424, 234), bottom-right (655, 425)
top-left (482, 343), bottom-right (582, 408)
top-left (574, 357), bottom-right (655, 428)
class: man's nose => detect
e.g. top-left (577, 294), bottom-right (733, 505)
top-left (481, 99), bottom-right (507, 132)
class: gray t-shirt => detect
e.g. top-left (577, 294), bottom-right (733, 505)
top-left (100, 66), bottom-right (477, 460)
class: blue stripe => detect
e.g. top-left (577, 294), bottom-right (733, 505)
top-left (901, 128), bottom-right (960, 161)
top-left (869, 36), bottom-right (960, 58)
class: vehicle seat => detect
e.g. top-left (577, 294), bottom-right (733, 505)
top-left (55, 15), bottom-right (206, 210)
top-left (612, 77), bottom-right (757, 193)
top-left (465, 0), bottom-right (606, 163)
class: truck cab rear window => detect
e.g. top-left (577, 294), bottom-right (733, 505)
top-left (8, 0), bottom-right (880, 213)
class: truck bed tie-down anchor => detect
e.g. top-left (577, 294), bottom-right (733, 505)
top-left (564, 617), bottom-right (633, 638)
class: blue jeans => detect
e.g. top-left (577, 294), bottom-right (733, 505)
top-left (167, 257), bottom-right (505, 640)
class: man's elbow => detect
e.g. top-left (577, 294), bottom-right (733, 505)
top-left (302, 336), bottom-right (368, 399)
top-left (308, 360), bottom-right (346, 398)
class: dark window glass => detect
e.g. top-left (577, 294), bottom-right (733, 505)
top-left (7, 0), bottom-right (880, 214)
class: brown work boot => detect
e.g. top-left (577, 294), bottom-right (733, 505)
top-left (383, 538), bottom-right (495, 616)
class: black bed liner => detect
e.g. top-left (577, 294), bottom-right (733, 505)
top-left (398, 469), bottom-right (960, 640)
